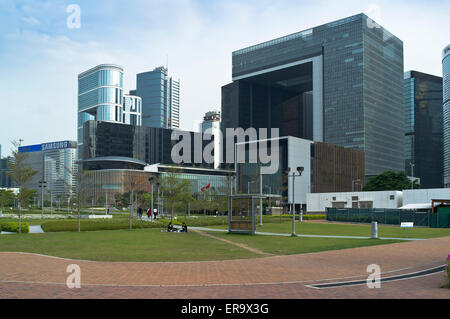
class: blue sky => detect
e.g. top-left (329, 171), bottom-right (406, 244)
top-left (0, 0), bottom-right (449, 157)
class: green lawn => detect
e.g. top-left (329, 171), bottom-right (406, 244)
top-left (208, 220), bottom-right (450, 239)
top-left (0, 227), bottom-right (406, 262)
top-left (205, 232), bottom-right (402, 255)
top-left (1, 217), bottom-right (448, 262)
top-left (0, 228), bottom-right (260, 262)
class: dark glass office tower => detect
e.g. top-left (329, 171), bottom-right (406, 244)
top-left (82, 120), bottom-right (212, 169)
top-left (404, 71), bottom-right (443, 188)
top-left (222, 13), bottom-right (404, 177)
top-left (135, 67), bottom-right (180, 129)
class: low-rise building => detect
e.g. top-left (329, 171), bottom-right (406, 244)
top-left (307, 191), bottom-right (403, 213)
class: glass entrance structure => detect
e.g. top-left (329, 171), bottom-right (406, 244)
top-left (229, 194), bottom-right (265, 234)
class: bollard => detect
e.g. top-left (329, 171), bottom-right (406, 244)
top-left (371, 221), bottom-right (378, 239)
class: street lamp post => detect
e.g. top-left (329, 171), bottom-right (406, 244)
top-left (287, 166), bottom-right (304, 237)
top-left (39, 181), bottom-right (47, 218)
top-left (259, 170), bottom-right (263, 227)
top-left (409, 162), bottom-right (415, 189)
top-left (264, 185), bottom-right (272, 212)
top-left (148, 177), bottom-right (154, 221)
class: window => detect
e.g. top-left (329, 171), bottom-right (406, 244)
top-left (390, 195), bottom-right (394, 200)
top-left (352, 196), bottom-right (358, 200)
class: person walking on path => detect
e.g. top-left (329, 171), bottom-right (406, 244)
top-left (147, 208), bottom-right (152, 221)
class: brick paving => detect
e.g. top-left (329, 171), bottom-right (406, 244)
top-left (0, 236), bottom-right (449, 298)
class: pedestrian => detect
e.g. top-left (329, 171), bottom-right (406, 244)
top-left (181, 222), bottom-right (188, 233)
top-left (137, 207), bottom-right (142, 219)
top-left (167, 222), bottom-right (174, 232)
top-left (147, 208), bottom-right (152, 220)
top-left (154, 210), bottom-right (158, 220)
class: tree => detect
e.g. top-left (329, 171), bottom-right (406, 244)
top-left (0, 189), bottom-right (15, 208)
top-left (6, 140), bottom-right (38, 233)
top-left (73, 169), bottom-right (93, 232)
top-left (363, 170), bottom-right (421, 191)
top-left (123, 171), bottom-right (146, 229)
top-left (157, 167), bottom-right (193, 222)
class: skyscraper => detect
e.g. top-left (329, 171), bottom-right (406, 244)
top-left (222, 13), bottom-right (404, 177)
top-left (442, 45), bottom-right (450, 187)
top-left (19, 141), bottom-right (78, 199)
top-left (77, 64), bottom-right (142, 159)
top-left (135, 67), bottom-right (180, 129)
top-left (404, 71), bottom-right (443, 188)
top-left (78, 64), bottom-right (124, 157)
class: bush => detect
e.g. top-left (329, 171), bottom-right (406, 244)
top-left (303, 214), bottom-right (326, 220)
top-left (160, 216), bottom-right (228, 227)
top-left (0, 222), bottom-right (30, 233)
top-left (41, 219), bottom-right (166, 232)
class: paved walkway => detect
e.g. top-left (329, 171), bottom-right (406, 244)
top-left (0, 236), bottom-right (449, 298)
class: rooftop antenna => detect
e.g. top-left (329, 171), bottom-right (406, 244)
top-left (166, 54), bottom-right (169, 71)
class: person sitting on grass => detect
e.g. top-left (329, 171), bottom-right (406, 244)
top-left (180, 222), bottom-right (188, 233)
top-left (167, 222), bottom-right (174, 232)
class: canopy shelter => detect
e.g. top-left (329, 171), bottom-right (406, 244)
top-left (228, 194), bottom-right (266, 235)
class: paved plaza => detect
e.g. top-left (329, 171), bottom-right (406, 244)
top-left (0, 236), bottom-right (449, 298)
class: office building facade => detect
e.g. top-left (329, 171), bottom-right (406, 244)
top-left (18, 141), bottom-right (77, 200)
top-left (123, 94), bottom-right (142, 126)
top-left (236, 136), bottom-right (365, 207)
top-left (81, 120), bottom-right (213, 170)
top-left (135, 67), bottom-right (180, 129)
top-left (443, 45), bottom-right (450, 187)
top-left (0, 157), bottom-right (15, 188)
top-left (222, 13), bottom-right (404, 177)
top-left (78, 64), bottom-right (125, 156)
top-left (404, 71), bottom-right (443, 188)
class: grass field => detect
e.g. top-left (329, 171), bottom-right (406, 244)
top-left (0, 227), bottom-right (404, 262)
top-left (208, 220), bottom-right (450, 239)
top-left (1, 216), bottom-right (449, 262)
top-left (0, 228), bottom-right (261, 262)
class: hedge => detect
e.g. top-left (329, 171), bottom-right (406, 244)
top-left (0, 222), bottom-right (30, 233)
top-left (41, 219), bottom-right (166, 232)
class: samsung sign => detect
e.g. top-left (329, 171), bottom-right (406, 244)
top-left (19, 141), bottom-right (75, 153)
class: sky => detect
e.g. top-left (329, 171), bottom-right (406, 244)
top-left (0, 0), bottom-right (449, 157)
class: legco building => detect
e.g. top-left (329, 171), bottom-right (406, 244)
top-left (222, 13), bottom-right (404, 178)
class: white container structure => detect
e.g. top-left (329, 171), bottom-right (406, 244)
top-left (402, 188), bottom-right (450, 206)
top-left (306, 191), bottom-right (402, 214)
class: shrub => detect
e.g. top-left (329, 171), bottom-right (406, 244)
top-left (41, 219), bottom-right (165, 232)
top-left (303, 214), bottom-right (326, 220)
top-left (0, 222), bottom-right (30, 233)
